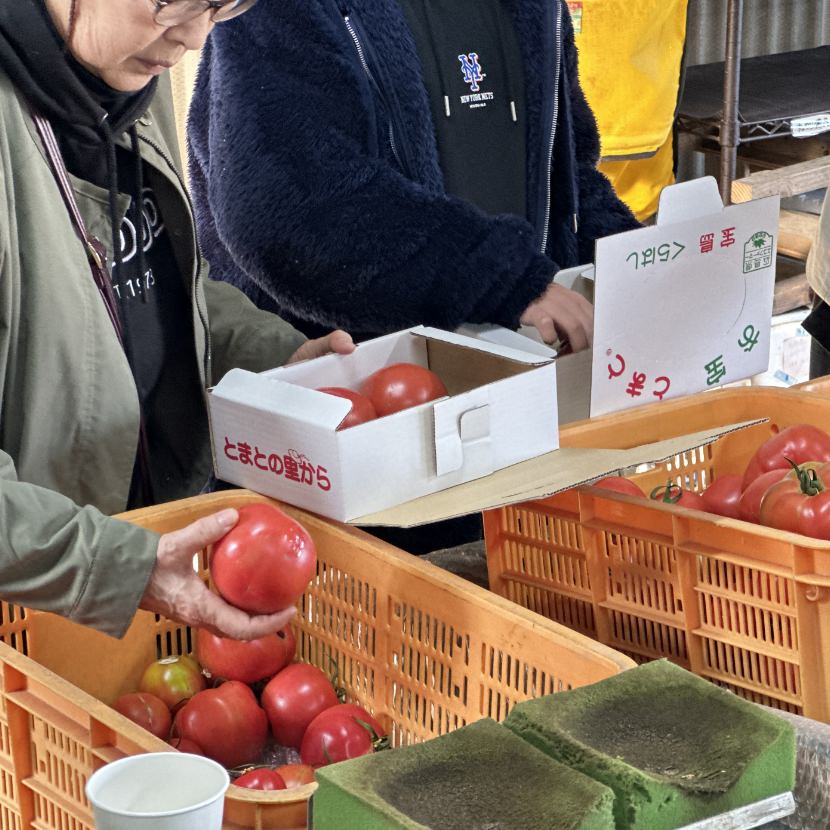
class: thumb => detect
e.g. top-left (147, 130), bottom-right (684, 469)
top-left (158, 509), bottom-right (238, 561)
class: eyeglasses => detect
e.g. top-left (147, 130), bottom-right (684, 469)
top-left (152, 0), bottom-right (258, 26)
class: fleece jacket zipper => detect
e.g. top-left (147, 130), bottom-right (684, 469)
top-left (539, 0), bottom-right (563, 255)
top-left (342, 11), bottom-right (415, 179)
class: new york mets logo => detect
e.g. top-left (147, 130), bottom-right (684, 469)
top-left (458, 53), bottom-right (485, 92)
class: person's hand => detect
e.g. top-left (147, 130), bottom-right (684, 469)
top-left (139, 509), bottom-right (296, 640)
top-left (288, 329), bottom-right (355, 364)
top-left (520, 282), bottom-right (594, 353)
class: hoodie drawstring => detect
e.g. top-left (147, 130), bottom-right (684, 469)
top-left (129, 125), bottom-right (149, 306)
top-left (419, 0), bottom-right (518, 124)
top-left (493, 0), bottom-right (518, 123)
top-left (421, 0), bottom-right (452, 117)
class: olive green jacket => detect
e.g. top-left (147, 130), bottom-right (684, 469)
top-left (0, 72), bottom-right (304, 637)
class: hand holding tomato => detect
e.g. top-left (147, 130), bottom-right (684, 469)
top-left (197, 626), bottom-right (296, 684)
top-left (174, 681), bottom-right (269, 768)
top-left (360, 363), bottom-right (447, 416)
top-left (140, 509), bottom-right (297, 640)
top-left (211, 504), bottom-right (316, 615)
top-left (317, 387), bottom-right (378, 429)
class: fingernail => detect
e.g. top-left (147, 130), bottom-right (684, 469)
top-left (216, 509), bottom-right (237, 528)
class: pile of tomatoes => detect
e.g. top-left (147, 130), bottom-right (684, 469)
top-left (114, 502), bottom-right (387, 790)
top-left (318, 361), bottom-right (447, 429)
top-left (587, 423), bottom-right (830, 540)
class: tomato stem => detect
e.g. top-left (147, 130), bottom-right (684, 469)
top-left (353, 716), bottom-right (390, 752)
top-left (785, 457), bottom-right (825, 496)
top-left (650, 480), bottom-right (683, 504)
top-left (327, 655), bottom-right (347, 702)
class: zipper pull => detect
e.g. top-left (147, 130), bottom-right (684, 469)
top-left (572, 213), bottom-right (579, 235)
top-left (444, 95), bottom-right (451, 117)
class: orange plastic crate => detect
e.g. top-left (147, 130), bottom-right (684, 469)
top-left (0, 490), bottom-right (632, 830)
top-left (485, 385), bottom-right (830, 723)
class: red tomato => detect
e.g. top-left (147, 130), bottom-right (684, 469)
top-left (737, 469), bottom-right (788, 523)
top-left (650, 480), bottom-right (706, 511)
top-left (590, 476), bottom-right (645, 498)
top-left (360, 363), bottom-right (447, 416)
top-left (261, 663), bottom-right (339, 749)
top-left (197, 626), bottom-right (296, 684)
top-left (211, 504), bottom-right (317, 615)
top-left (233, 769), bottom-right (287, 791)
top-left (168, 737), bottom-right (204, 755)
top-left (114, 692), bottom-right (171, 740)
top-left (139, 655), bottom-right (205, 711)
top-left (174, 681), bottom-right (269, 768)
top-left (701, 474), bottom-right (744, 519)
top-left (274, 763), bottom-right (315, 788)
top-left (328, 704), bottom-right (386, 741)
top-left (300, 708), bottom-right (376, 768)
top-left (759, 461), bottom-right (830, 539)
top-left (317, 387), bottom-right (378, 429)
top-left (741, 424), bottom-right (830, 489)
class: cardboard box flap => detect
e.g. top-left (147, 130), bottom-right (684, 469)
top-left (212, 368), bottom-right (352, 430)
top-left (414, 326), bottom-right (554, 366)
top-left (354, 418), bottom-right (764, 527)
top-left (656, 176), bottom-right (723, 225)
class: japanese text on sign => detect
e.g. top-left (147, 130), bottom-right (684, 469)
top-left (607, 352), bottom-right (672, 400)
top-left (698, 227), bottom-right (736, 253)
top-left (626, 241), bottom-right (685, 271)
top-left (223, 438), bottom-right (331, 491)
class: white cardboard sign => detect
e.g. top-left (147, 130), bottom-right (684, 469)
top-left (590, 177), bottom-right (780, 417)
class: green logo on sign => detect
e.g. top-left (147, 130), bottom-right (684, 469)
top-left (743, 231), bottom-right (774, 274)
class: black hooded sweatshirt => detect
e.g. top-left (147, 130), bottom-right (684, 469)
top-left (0, 0), bottom-right (198, 508)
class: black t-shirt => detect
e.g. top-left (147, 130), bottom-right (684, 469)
top-left (398, 0), bottom-right (527, 217)
top-left (110, 151), bottom-right (198, 506)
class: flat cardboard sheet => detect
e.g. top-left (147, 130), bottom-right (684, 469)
top-left (354, 418), bottom-right (763, 526)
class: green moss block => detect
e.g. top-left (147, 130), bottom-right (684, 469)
top-left (312, 718), bottom-right (615, 830)
top-left (505, 660), bottom-right (795, 830)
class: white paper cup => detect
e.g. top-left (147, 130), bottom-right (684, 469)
top-left (86, 752), bottom-right (229, 829)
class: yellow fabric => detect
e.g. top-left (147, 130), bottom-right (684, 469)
top-left (568, 0), bottom-right (687, 219)
top-left (598, 133), bottom-right (675, 221)
top-left (570, 0), bottom-right (688, 157)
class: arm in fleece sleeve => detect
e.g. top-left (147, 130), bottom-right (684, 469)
top-left (187, 1), bottom-right (557, 336)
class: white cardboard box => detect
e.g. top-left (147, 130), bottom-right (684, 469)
top-left (209, 177), bottom-right (773, 528)
top-left (208, 327), bottom-right (560, 523)
top-left (209, 327), bottom-right (760, 527)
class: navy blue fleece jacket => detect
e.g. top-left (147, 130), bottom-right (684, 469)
top-left (188, 0), bottom-right (638, 339)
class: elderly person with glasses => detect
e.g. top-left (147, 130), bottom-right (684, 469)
top-left (0, 0), bottom-right (352, 639)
